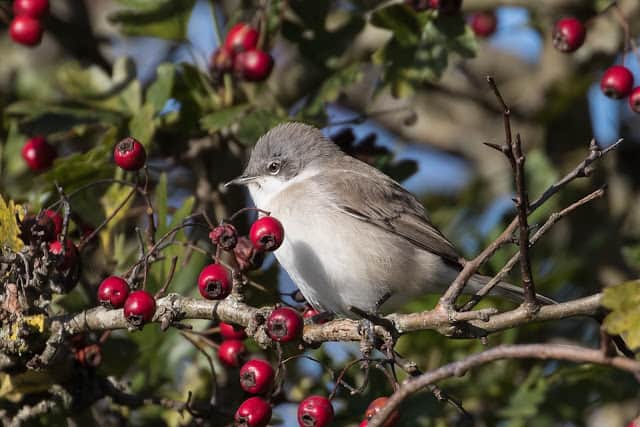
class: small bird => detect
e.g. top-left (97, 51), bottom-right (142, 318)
top-left (228, 122), bottom-right (554, 317)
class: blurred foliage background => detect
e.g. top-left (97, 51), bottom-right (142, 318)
top-left (0, 0), bottom-right (639, 426)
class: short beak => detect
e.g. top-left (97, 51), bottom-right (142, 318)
top-left (225, 175), bottom-right (257, 187)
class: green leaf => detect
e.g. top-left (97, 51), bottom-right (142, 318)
top-left (236, 110), bottom-right (285, 146)
top-left (146, 63), bottom-right (175, 114)
top-left (281, 11), bottom-right (365, 67)
top-left (200, 104), bottom-right (250, 133)
top-left (159, 195), bottom-right (196, 281)
top-left (370, 4), bottom-right (422, 46)
top-left (302, 64), bottom-right (363, 118)
top-left (371, 10), bottom-right (476, 95)
top-left (56, 58), bottom-right (141, 115)
top-left (602, 280), bottom-right (640, 349)
top-left (5, 101), bottom-right (125, 128)
top-left (109, 0), bottom-right (196, 41)
top-left (499, 367), bottom-right (548, 419)
top-left (155, 173), bottom-right (169, 239)
top-left (35, 127), bottom-right (118, 192)
top-left (128, 103), bottom-right (156, 146)
top-left (622, 243), bottom-right (640, 270)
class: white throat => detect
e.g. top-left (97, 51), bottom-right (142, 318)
top-left (246, 167), bottom-right (320, 211)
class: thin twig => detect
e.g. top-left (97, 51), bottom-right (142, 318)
top-left (180, 331), bottom-right (218, 405)
top-left (511, 133), bottom-right (537, 306)
top-left (462, 187), bottom-right (606, 310)
top-left (155, 256), bottom-right (178, 298)
top-left (140, 168), bottom-right (157, 247)
top-left (78, 186), bottom-right (136, 251)
top-left (367, 343), bottom-right (640, 427)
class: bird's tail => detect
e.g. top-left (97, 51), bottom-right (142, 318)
top-left (467, 274), bottom-right (557, 305)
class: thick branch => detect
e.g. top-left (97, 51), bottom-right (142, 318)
top-left (50, 292), bottom-right (603, 347)
top-left (367, 343), bottom-right (640, 427)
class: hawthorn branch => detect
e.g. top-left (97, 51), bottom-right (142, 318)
top-left (366, 343), bottom-right (640, 427)
top-left (438, 78), bottom-right (623, 312)
top-left (511, 133), bottom-right (537, 306)
top-left (462, 187), bottom-right (606, 310)
top-left (49, 292), bottom-right (603, 347)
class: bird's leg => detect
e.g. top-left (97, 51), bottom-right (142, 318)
top-left (349, 292), bottom-right (399, 360)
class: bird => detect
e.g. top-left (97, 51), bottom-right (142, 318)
top-left (227, 122), bottom-right (554, 317)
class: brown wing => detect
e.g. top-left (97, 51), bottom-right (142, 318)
top-left (314, 159), bottom-right (461, 265)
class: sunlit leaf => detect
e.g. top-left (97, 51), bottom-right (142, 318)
top-left (602, 280), bottom-right (640, 349)
top-left (146, 63), bottom-right (176, 115)
top-left (109, 0), bottom-right (196, 41)
top-left (0, 195), bottom-right (23, 251)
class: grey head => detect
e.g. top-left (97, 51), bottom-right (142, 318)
top-left (227, 122), bottom-right (343, 186)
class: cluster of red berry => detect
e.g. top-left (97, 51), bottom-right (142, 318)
top-left (21, 207), bottom-right (79, 273)
top-left (228, 352), bottom-right (336, 426)
top-left (205, 215), bottom-right (284, 299)
top-left (210, 22), bottom-right (273, 82)
top-left (98, 276), bottom-right (157, 327)
top-left (9, 0), bottom-right (48, 47)
top-left (552, 16), bottom-right (640, 113)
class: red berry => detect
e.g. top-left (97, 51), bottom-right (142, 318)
top-left (302, 307), bottom-right (329, 324)
top-left (629, 87), bottom-right (640, 113)
top-left (359, 421), bottom-right (369, 427)
top-left (123, 290), bottom-right (156, 327)
top-left (210, 46), bottom-right (234, 73)
top-left (303, 307), bottom-right (320, 320)
top-left (9, 15), bottom-right (43, 46)
top-left (21, 136), bottom-right (56, 171)
top-left (234, 397), bottom-right (272, 427)
top-left (97, 276), bottom-right (130, 309)
top-left (600, 65), bottom-right (634, 99)
top-left (218, 339), bottom-right (247, 367)
top-left (219, 321), bottom-right (247, 340)
top-left (297, 395), bottom-right (334, 427)
top-left (224, 23), bottom-right (259, 54)
top-left (234, 49), bottom-right (273, 82)
top-left (266, 307), bottom-right (303, 342)
top-left (114, 137), bottom-right (146, 171)
top-left (42, 209), bottom-right (62, 237)
top-left (240, 359), bottom-right (275, 394)
top-left (197, 263), bottom-right (231, 300)
top-left (470, 11), bottom-right (497, 38)
top-left (48, 240), bottom-right (78, 270)
top-left (209, 223), bottom-right (238, 251)
top-left (13, 0), bottom-right (49, 18)
top-left (249, 216), bottom-right (284, 252)
top-left (552, 17), bottom-right (586, 53)
top-left (365, 397), bottom-right (400, 427)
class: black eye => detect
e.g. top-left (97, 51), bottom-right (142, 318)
top-left (267, 160), bottom-right (281, 175)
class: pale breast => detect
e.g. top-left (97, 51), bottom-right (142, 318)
top-left (254, 178), bottom-right (405, 315)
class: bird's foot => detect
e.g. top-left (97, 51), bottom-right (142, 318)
top-left (349, 305), bottom-right (399, 360)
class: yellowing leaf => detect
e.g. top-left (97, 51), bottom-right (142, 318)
top-left (0, 371), bottom-right (56, 401)
top-left (0, 195), bottom-right (24, 251)
top-left (602, 280), bottom-right (640, 350)
top-left (9, 314), bottom-right (46, 340)
top-left (99, 184), bottom-right (136, 255)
